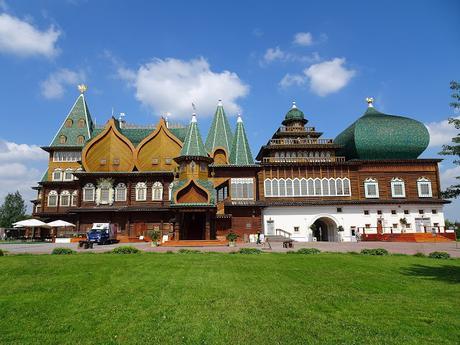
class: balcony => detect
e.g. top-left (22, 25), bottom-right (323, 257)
top-left (278, 126), bottom-right (315, 133)
top-left (269, 138), bottom-right (334, 145)
top-left (262, 156), bottom-right (346, 163)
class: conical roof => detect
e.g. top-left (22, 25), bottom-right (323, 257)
top-left (229, 116), bottom-right (254, 165)
top-left (180, 114), bottom-right (208, 157)
top-left (334, 99), bottom-right (429, 160)
top-left (205, 101), bottom-right (233, 154)
top-left (50, 91), bottom-right (94, 147)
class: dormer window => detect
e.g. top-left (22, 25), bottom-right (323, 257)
top-left (364, 178), bottom-right (379, 198)
top-left (391, 178), bottom-right (406, 198)
top-left (63, 169), bottom-right (73, 181)
top-left (65, 119), bottom-right (73, 128)
top-left (78, 119), bottom-right (85, 128)
top-left (113, 158), bottom-right (120, 166)
top-left (52, 169), bottom-right (63, 181)
top-left (59, 135), bottom-right (67, 144)
top-left (417, 177), bottom-right (432, 198)
top-left (77, 135), bottom-right (85, 145)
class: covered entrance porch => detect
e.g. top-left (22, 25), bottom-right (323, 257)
top-left (173, 207), bottom-right (216, 241)
top-left (311, 216), bottom-right (339, 242)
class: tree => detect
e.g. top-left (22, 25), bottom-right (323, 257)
top-left (439, 81), bottom-right (460, 199)
top-left (0, 191), bottom-right (27, 228)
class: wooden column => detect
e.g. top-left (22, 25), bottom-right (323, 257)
top-left (174, 220), bottom-right (180, 241)
top-left (205, 211), bottom-right (211, 240)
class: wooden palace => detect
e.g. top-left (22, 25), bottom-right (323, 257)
top-left (32, 87), bottom-right (450, 242)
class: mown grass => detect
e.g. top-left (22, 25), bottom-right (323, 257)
top-left (0, 253), bottom-right (459, 344)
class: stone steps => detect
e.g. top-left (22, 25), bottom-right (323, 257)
top-left (162, 240), bottom-right (228, 247)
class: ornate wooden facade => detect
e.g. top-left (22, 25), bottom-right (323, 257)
top-left (32, 90), bottom-right (448, 242)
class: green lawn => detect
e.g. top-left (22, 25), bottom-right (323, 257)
top-left (0, 253), bottom-right (459, 345)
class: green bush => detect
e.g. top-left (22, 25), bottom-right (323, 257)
top-left (296, 248), bottom-right (321, 255)
top-left (0, 249), bottom-right (4, 256)
top-left (286, 250), bottom-right (296, 254)
top-left (347, 251), bottom-right (359, 255)
top-left (177, 249), bottom-right (202, 254)
top-left (413, 252), bottom-right (426, 258)
top-left (237, 248), bottom-right (262, 254)
top-left (111, 246), bottom-right (141, 254)
top-left (51, 247), bottom-right (76, 255)
top-left (428, 251), bottom-right (450, 259)
top-left (360, 248), bottom-right (389, 256)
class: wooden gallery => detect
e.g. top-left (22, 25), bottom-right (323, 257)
top-left (32, 87), bottom-right (449, 243)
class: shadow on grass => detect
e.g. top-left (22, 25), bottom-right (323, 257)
top-left (402, 264), bottom-right (460, 284)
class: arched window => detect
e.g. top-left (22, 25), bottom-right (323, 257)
top-left (307, 179), bottom-right (314, 196)
top-left (52, 169), bottom-right (62, 181)
top-left (264, 179), bottom-right (272, 197)
top-left (272, 179), bottom-right (279, 197)
top-left (343, 178), bottom-right (351, 195)
top-left (115, 183), bottom-right (127, 202)
top-left (279, 179), bottom-right (286, 196)
top-left (329, 179), bottom-right (336, 195)
top-left (336, 179), bottom-right (343, 195)
top-left (293, 178), bottom-right (301, 196)
top-left (63, 168), bottom-right (73, 181)
top-left (77, 135), bottom-right (85, 145)
top-left (300, 178), bottom-right (308, 196)
top-left (71, 191), bottom-right (78, 206)
top-left (65, 119), bottom-right (73, 128)
top-left (286, 179), bottom-right (293, 196)
top-left (47, 190), bottom-right (58, 207)
top-left (152, 182), bottom-right (163, 201)
top-left (417, 177), bottom-right (432, 198)
top-left (60, 190), bottom-right (70, 207)
top-left (59, 135), bottom-right (67, 144)
top-left (364, 178), bottom-right (379, 198)
top-left (136, 182), bottom-right (147, 201)
top-left (391, 177), bottom-right (406, 198)
top-left (322, 179), bottom-right (329, 196)
top-left (314, 178), bottom-right (321, 195)
top-left (83, 183), bottom-right (95, 202)
top-left (78, 119), bottom-right (85, 128)
top-left (169, 182), bottom-right (174, 201)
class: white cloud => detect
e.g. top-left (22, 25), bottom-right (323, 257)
top-left (118, 57), bottom-right (249, 119)
top-left (0, 13), bottom-right (60, 57)
top-left (279, 73), bottom-right (306, 88)
top-left (261, 47), bottom-right (320, 66)
top-left (40, 68), bottom-right (86, 99)
top-left (304, 58), bottom-right (356, 96)
top-left (0, 140), bottom-right (48, 212)
top-left (425, 116), bottom-right (459, 147)
top-left (440, 165), bottom-right (460, 189)
top-left (293, 32), bottom-right (313, 46)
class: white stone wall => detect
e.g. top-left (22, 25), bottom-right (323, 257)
top-left (262, 204), bottom-right (446, 242)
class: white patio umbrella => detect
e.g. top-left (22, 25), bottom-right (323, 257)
top-left (13, 219), bottom-right (50, 228)
top-left (13, 219), bottom-right (51, 240)
top-left (47, 220), bottom-right (76, 227)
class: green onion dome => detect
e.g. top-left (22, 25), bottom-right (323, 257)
top-left (282, 102), bottom-right (307, 125)
top-left (334, 98), bottom-right (429, 160)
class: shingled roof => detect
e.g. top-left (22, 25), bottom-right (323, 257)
top-left (180, 114), bottom-right (208, 157)
top-left (229, 116), bottom-right (254, 165)
top-left (205, 101), bottom-right (233, 154)
top-left (50, 93), bottom-right (94, 147)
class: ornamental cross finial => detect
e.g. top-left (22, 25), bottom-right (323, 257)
top-left (292, 101), bottom-right (297, 109)
top-left (78, 84), bottom-right (87, 94)
top-left (366, 97), bottom-right (374, 107)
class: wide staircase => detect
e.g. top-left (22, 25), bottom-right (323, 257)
top-left (161, 240), bottom-right (228, 247)
top-left (362, 233), bottom-right (455, 242)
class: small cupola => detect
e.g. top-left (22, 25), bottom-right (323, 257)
top-left (282, 101), bottom-right (308, 126)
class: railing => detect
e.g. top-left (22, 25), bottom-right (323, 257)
top-left (357, 226), bottom-right (450, 235)
top-left (278, 126), bottom-right (315, 133)
top-left (275, 228), bottom-right (291, 238)
top-left (263, 156), bottom-right (346, 163)
top-left (269, 138), bottom-right (333, 145)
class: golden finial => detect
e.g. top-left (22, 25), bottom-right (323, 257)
top-left (365, 97), bottom-right (374, 107)
top-left (78, 84), bottom-right (88, 94)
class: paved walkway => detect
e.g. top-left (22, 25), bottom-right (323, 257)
top-left (1, 241), bottom-right (459, 257)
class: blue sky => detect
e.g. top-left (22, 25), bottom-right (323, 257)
top-left (0, 0), bottom-right (459, 218)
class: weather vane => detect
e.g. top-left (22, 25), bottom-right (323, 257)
top-left (78, 84), bottom-right (88, 94)
top-left (366, 97), bottom-right (374, 107)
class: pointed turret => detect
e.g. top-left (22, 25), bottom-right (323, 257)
top-left (205, 100), bottom-right (234, 157)
top-left (229, 115), bottom-right (254, 165)
top-left (50, 85), bottom-right (94, 147)
top-left (180, 113), bottom-right (208, 157)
